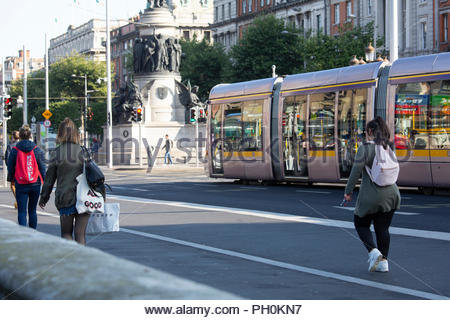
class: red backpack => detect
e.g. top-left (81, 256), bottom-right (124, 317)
top-left (14, 146), bottom-right (42, 184)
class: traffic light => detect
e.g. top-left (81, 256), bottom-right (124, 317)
top-left (88, 107), bottom-right (93, 121)
top-left (4, 96), bottom-right (12, 118)
top-left (190, 107), bottom-right (197, 123)
top-left (131, 107), bottom-right (137, 122)
top-left (198, 107), bottom-right (206, 123)
top-left (136, 107), bottom-right (143, 122)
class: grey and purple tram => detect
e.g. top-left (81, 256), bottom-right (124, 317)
top-left (207, 53), bottom-right (450, 191)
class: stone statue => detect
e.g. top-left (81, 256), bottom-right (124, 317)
top-left (112, 79), bottom-right (143, 124)
top-left (133, 38), bottom-right (145, 73)
top-left (133, 35), bottom-right (182, 73)
top-left (173, 38), bottom-right (182, 73)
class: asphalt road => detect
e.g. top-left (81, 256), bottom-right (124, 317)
top-left (0, 167), bottom-right (449, 300)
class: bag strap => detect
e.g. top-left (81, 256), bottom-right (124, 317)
top-left (81, 146), bottom-right (92, 162)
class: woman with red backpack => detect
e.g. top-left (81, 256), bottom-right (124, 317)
top-left (7, 125), bottom-right (46, 229)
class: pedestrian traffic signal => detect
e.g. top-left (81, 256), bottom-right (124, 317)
top-left (136, 107), bottom-right (142, 122)
top-left (198, 107), bottom-right (206, 123)
top-left (190, 108), bottom-right (197, 123)
top-left (88, 107), bottom-right (93, 121)
top-left (4, 96), bottom-right (12, 118)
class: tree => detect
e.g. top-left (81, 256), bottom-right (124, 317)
top-left (180, 38), bottom-right (231, 101)
top-left (8, 54), bottom-right (108, 135)
top-left (230, 15), bottom-right (304, 82)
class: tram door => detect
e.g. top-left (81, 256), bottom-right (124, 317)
top-left (308, 92), bottom-right (339, 181)
top-left (210, 104), bottom-right (224, 174)
top-left (282, 95), bottom-right (308, 177)
top-left (337, 89), bottom-right (368, 179)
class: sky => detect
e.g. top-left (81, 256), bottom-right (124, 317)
top-left (0, 0), bottom-right (148, 59)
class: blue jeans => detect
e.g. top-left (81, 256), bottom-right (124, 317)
top-left (164, 151), bottom-right (173, 164)
top-left (15, 183), bottom-right (41, 229)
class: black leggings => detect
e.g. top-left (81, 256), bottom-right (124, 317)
top-left (354, 210), bottom-right (395, 259)
top-left (60, 214), bottom-right (90, 245)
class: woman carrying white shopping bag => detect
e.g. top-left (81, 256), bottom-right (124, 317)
top-left (39, 118), bottom-right (105, 245)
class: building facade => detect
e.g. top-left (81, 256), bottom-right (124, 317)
top-left (1, 50), bottom-right (44, 93)
top-left (212, 0), bottom-right (328, 52)
top-left (48, 19), bottom-right (126, 65)
top-left (438, 0), bottom-right (450, 52)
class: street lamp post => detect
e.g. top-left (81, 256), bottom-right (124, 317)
top-left (106, 0), bottom-right (113, 168)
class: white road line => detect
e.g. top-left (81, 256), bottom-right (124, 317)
top-left (120, 227), bottom-right (448, 300)
top-left (108, 194), bottom-right (450, 242)
top-left (334, 206), bottom-right (422, 216)
top-left (296, 190), bottom-right (331, 194)
top-left (132, 188), bottom-right (151, 192)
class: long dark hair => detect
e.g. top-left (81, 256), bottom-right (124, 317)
top-left (366, 116), bottom-right (390, 149)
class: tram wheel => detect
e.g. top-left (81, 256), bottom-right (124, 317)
top-left (419, 187), bottom-right (434, 196)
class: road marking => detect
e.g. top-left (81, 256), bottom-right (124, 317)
top-left (131, 188), bottom-right (150, 192)
top-left (296, 190), bottom-right (331, 194)
top-left (239, 187), bottom-right (268, 190)
top-left (108, 195), bottom-right (450, 242)
top-left (334, 206), bottom-right (422, 216)
top-left (120, 227), bottom-right (448, 300)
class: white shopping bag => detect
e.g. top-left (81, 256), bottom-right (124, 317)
top-left (75, 165), bottom-right (104, 214)
top-left (86, 203), bottom-right (120, 235)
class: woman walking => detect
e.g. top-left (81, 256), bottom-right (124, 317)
top-left (344, 117), bottom-right (401, 272)
top-left (39, 118), bottom-right (102, 245)
top-left (7, 125), bottom-right (46, 229)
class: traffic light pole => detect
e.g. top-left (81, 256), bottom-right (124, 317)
top-left (195, 106), bottom-right (199, 167)
top-left (139, 122), bottom-right (143, 168)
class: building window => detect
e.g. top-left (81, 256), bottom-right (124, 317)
top-left (421, 21), bottom-right (427, 49)
top-left (228, 3), bottom-right (231, 18)
top-left (215, 6), bottom-right (218, 21)
top-left (204, 31), bottom-right (211, 42)
top-left (444, 14), bottom-right (448, 43)
top-left (249, 0), bottom-right (252, 12)
top-left (368, 0), bottom-right (372, 16)
top-left (183, 30), bottom-right (190, 40)
top-left (266, 0), bottom-right (270, 5)
top-left (242, 0), bottom-right (246, 14)
top-left (316, 14), bottom-right (321, 32)
top-left (346, 1), bottom-right (352, 19)
top-left (221, 4), bottom-right (225, 20)
top-left (260, 0), bottom-right (264, 7)
top-left (334, 4), bottom-right (340, 24)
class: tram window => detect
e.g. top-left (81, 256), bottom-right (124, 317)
top-left (309, 92), bottom-right (336, 150)
top-left (429, 80), bottom-right (450, 149)
top-left (210, 104), bottom-right (223, 172)
top-left (337, 89), bottom-right (367, 177)
top-left (211, 104), bottom-right (222, 140)
top-left (223, 102), bottom-right (242, 152)
top-left (395, 82), bottom-right (430, 149)
top-left (242, 100), bottom-right (264, 151)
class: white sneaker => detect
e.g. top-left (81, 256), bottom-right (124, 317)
top-left (368, 248), bottom-right (383, 272)
top-left (375, 259), bottom-right (389, 272)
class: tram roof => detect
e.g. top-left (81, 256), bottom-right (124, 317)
top-left (209, 77), bottom-right (277, 100)
top-left (281, 62), bottom-right (384, 92)
top-left (389, 52), bottom-right (450, 78)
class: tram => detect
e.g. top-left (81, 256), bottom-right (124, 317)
top-left (207, 53), bottom-right (450, 191)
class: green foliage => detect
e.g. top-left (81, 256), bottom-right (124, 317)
top-left (87, 100), bottom-right (107, 136)
top-left (230, 15), bottom-right (304, 82)
top-left (180, 38), bottom-right (231, 101)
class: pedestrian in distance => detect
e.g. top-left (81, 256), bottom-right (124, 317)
top-left (344, 116), bottom-right (401, 273)
top-left (39, 118), bottom-right (104, 245)
top-left (162, 134), bottom-right (173, 165)
top-left (7, 125), bottom-right (46, 229)
top-left (5, 130), bottom-right (20, 209)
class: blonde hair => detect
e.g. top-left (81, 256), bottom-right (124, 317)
top-left (19, 125), bottom-right (32, 140)
top-left (57, 118), bottom-right (80, 144)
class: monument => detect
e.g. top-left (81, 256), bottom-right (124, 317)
top-left (103, 0), bottom-right (206, 166)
